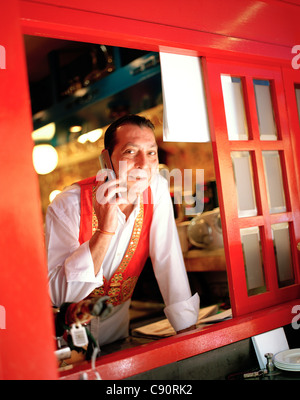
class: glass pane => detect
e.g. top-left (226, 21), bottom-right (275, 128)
top-left (231, 151), bottom-right (257, 217)
top-left (271, 223), bottom-right (294, 288)
top-left (295, 85), bottom-right (300, 123)
top-left (253, 80), bottom-right (277, 140)
top-left (262, 151), bottom-right (286, 214)
top-left (240, 227), bottom-right (266, 296)
top-left (221, 75), bottom-right (249, 140)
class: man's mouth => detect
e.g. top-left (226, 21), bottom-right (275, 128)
top-left (131, 176), bottom-right (146, 180)
top-left (128, 172), bottom-right (148, 181)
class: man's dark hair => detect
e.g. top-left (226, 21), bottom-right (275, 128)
top-left (104, 114), bottom-right (155, 155)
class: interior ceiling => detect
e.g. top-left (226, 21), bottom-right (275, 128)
top-left (23, 35), bottom-right (94, 83)
top-left (23, 35), bottom-right (162, 146)
top-left (22, 1), bottom-right (300, 84)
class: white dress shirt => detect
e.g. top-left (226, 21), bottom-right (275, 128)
top-left (45, 173), bottom-right (199, 345)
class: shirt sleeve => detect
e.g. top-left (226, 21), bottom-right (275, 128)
top-left (45, 186), bottom-right (103, 306)
top-left (149, 175), bottom-right (200, 332)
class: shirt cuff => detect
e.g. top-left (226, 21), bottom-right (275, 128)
top-left (64, 241), bottom-right (103, 284)
top-left (164, 293), bottom-right (200, 332)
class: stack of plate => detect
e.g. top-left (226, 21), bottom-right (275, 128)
top-left (274, 349), bottom-right (300, 372)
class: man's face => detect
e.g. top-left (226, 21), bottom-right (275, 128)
top-left (110, 124), bottom-right (159, 195)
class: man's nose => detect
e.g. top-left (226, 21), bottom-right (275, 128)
top-left (134, 152), bottom-right (147, 168)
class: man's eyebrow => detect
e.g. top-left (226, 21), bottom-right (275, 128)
top-left (121, 142), bottom-right (157, 150)
top-left (121, 142), bottom-right (139, 149)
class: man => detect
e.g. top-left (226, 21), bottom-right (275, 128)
top-left (46, 114), bottom-right (199, 347)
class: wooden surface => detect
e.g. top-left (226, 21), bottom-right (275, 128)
top-left (184, 248), bottom-right (226, 272)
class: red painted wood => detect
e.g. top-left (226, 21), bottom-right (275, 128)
top-left (282, 67), bottom-right (300, 213)
top-left (21, 0), bottom-right (300, 49)
top-left (59, 299), bottom-right (300, 380)
top-left (19, 0), bottom-right (299, 64)
top-left (202, 58), bottom-right (300, 316)
top-left (282, 67), bottom-right (300, 287)
top-left (0, 2), bottom-right (58, 379)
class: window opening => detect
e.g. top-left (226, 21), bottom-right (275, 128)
top-left (221, 75), bottom-right (248, 140)
top-left (231, 151), bottom-right (257, 217)
top-left (240, 226), bottom-right (266, 296)
top-left (253, 79), bottom-right (278, 140)
top-left (262, 151), bottom-right (286, 214)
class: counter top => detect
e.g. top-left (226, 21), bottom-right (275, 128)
top-left (59, 299), bottom-right (300, 380)
top-left (184, 248), bottom-right (226, 271)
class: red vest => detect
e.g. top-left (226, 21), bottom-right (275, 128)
top-left (77, 176), bottom-right (153, 306)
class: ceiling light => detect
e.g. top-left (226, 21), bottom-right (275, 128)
top-left (77, 133), bottom-right (88, 144)
top-left (32, 144), bottom-right (58, 175)
top-left (32, 122), bottom-right (56, 141)
top-left (77, 128), bottom-right (103, 144)
top-left (49, 189), bottom-right (61, 202)
top-left (87, 128), bottom-right (103, 142)
top-left (73, 87), bottom-right (88, 97)
top-left (69, 125), bottom-right (82, 133)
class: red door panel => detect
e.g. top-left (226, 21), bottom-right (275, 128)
top-left (203, 58), bottom-right (300, 316)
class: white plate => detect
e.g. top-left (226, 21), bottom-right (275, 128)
top-left (274, 349), bottom-right (300, 371)
top-left (274, 362), bottom-right (300, 372)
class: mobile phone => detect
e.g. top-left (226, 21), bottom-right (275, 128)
top-left (99, 149), bottom-right (122, 198)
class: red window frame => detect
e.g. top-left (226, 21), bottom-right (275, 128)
top-left (11, 0), bottom-right (300, 380)
top-left (282, 67), bottom-right (300, 190)
top-left (202, 58), bottom-right (300, 317)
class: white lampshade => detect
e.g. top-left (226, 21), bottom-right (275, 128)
top-left (49, 189), bottom-right (61, 202)
top-left (32, 144), bottom-right (58, 175)
top-left (77, 128), bottom-right (103, 144)
top-left (32, 122), bottom-right (56, 141)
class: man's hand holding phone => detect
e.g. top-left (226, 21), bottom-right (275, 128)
top-left (94, 170), bottom-right (127, 234)
top-left (89, 172), bottom-right (127, 276)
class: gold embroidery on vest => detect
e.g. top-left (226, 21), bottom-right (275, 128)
top-left (92, 185), bottom-right (98, 233)
top-left (89, 191), bottom-right (144, 306)
top-left (89, 286), bottom-right (105, 298)
top-left (121, 276), bottom-right (138, 303)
